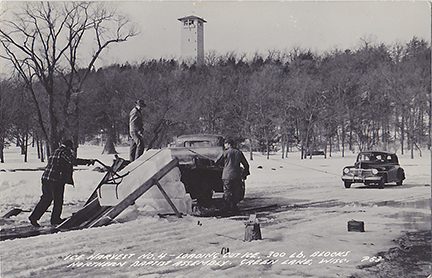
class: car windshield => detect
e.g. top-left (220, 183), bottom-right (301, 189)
top-left (184, 141), bottom-right (212, 147)
top-left (357, 153), bottom-right (397, 163)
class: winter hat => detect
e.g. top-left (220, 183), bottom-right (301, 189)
top-left (136, 99), bottom-right (147, 107)
top-left (62, 139), bottom-right (73, 149)
top-left (224, 137), bottom-right (235, 146)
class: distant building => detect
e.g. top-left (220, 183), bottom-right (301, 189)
top-left (178, 15), bottom-right (206, 65)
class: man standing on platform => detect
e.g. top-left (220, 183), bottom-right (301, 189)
top-left (129, 99), bottom-right (146, 161)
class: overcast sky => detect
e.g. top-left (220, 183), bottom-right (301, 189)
top-left (1, 1), bottom-right (431, 69)
top-left (96, 0), bottom-right (431, 67)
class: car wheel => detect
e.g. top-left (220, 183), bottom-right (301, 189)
top-left (344, 181), bottom-right (352, 188)
top-left (378, 180), bottom-right (385, 189)
top-left (396, 170), bottom-right (404, 185)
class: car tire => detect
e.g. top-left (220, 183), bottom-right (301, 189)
top-left (378, 180), bottom-right (385, 189)
top-left (396, 170), bottom-right (404, 185)
top-left (344, 181), bottom-right (352, 188)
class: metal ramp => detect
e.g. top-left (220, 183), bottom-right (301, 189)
top-left (58, 150), bottom-right (183, 230)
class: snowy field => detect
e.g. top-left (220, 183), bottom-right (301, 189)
top-left (0, 144), bottom-right (430, 278)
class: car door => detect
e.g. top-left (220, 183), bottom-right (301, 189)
top-left (384, 155), bottom-right (398, 182)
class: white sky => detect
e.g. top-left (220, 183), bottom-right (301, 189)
top-left (0, 1), bottom-right (430, 69)
top-left (99, 0), bottom-right (431, 67)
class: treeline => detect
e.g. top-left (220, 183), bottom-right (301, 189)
top-left (0, 37), bottom-right (430, 162)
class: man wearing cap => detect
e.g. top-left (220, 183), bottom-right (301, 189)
top-left (29, 140), bottom-right (95, 227)
top-left (129, 99), bottom-right (146, 161)
top-left (216, 138), bottom-right (250, 214)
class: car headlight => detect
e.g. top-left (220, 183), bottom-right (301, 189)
top-left (371, 169), bottom-right (378, 175)
top-left (343, 168), bottom-right (350, 174)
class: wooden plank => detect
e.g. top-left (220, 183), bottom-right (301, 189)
top-left (57, 198), bottom-right (111, 229)
top-left (1, 225), bottom-right (58, 241)
top-left (155, 181), bottom-right (182, 218)
top-left (244, 214), bottom-right (262, 241)
top-left (244, 223), bottom-right (262, 241)
top-left (88, 159), bottom-right (179, 227)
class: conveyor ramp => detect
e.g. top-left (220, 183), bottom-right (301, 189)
top-left (58, 149), bottom-right (184, 230)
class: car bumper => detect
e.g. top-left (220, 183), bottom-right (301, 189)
top-left (342, 175), bottom-right (382, 183)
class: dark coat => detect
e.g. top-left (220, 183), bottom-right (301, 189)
top-left (216, 146), bottom-right (250, 180)
top-left (129, 106), bottom-right (144, 135)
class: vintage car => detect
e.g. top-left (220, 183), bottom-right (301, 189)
top-left (169, 134), bottom-right (246, 206)
top-left (341, 151), bottom-right (405, 189)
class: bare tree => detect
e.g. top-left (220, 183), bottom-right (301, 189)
top-left (0, 1), bottom-right (137, 155)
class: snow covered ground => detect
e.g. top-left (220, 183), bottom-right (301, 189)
top-left (1, 144), bottom-right (430, 278)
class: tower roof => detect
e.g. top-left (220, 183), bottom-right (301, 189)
top-left (178, 15), bottom-right (207, 23)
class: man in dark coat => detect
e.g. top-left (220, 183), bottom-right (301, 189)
top-left (129, 99), bottom-right (146, 161)
top-left (216, 138), bottom-right (250, 214)
top-left (28, 140), bottom-right (95, 227)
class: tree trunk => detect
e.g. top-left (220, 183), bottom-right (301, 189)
top-left (249, 134), bottom-right (253, 161)
top-left (40, 141), bottom-right (45, 163)
top-left (324, 142), bottom-right (327, 159)
top-left (0, 136), bottom-right (4, 163)
top-left (37, 137), bottom-right (41, 159)
top-left (341, 125), bottom-right (345, 157)
top-left (281, 143), bottom-right (285, 159)
top-left (48, 93), bottom-right (59, 157)
top-left (73, 134), bottom-right (79, 154)
top-left (400, 114), bottom-right (405, 155)
top-left (411, 141), bottom-right (414, 159)
top-left (414, 142), bottom-right (422, 157)
top-left (336, 128), bottom-right (340, 152)
top-left (102, 126), bottom-right (118, 155)
top-left (266, 139), bottom-right (270, 159)
top-left (301, 145), bottom-right (304, 159)
top-left (428, 108), bottom-right (431, 150)
top-left (24, 133), bottom-right (28, 162)
top-left (45, 141), bottom-right (50, 162)
top-left (281, 134), bottom-right (285, 159)
top-left (20, 135), bottom-right (26, 155)
top-left (309, 135), bottom-right (315, 159)
top-left (72, 98), bottom-right (81, 155)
